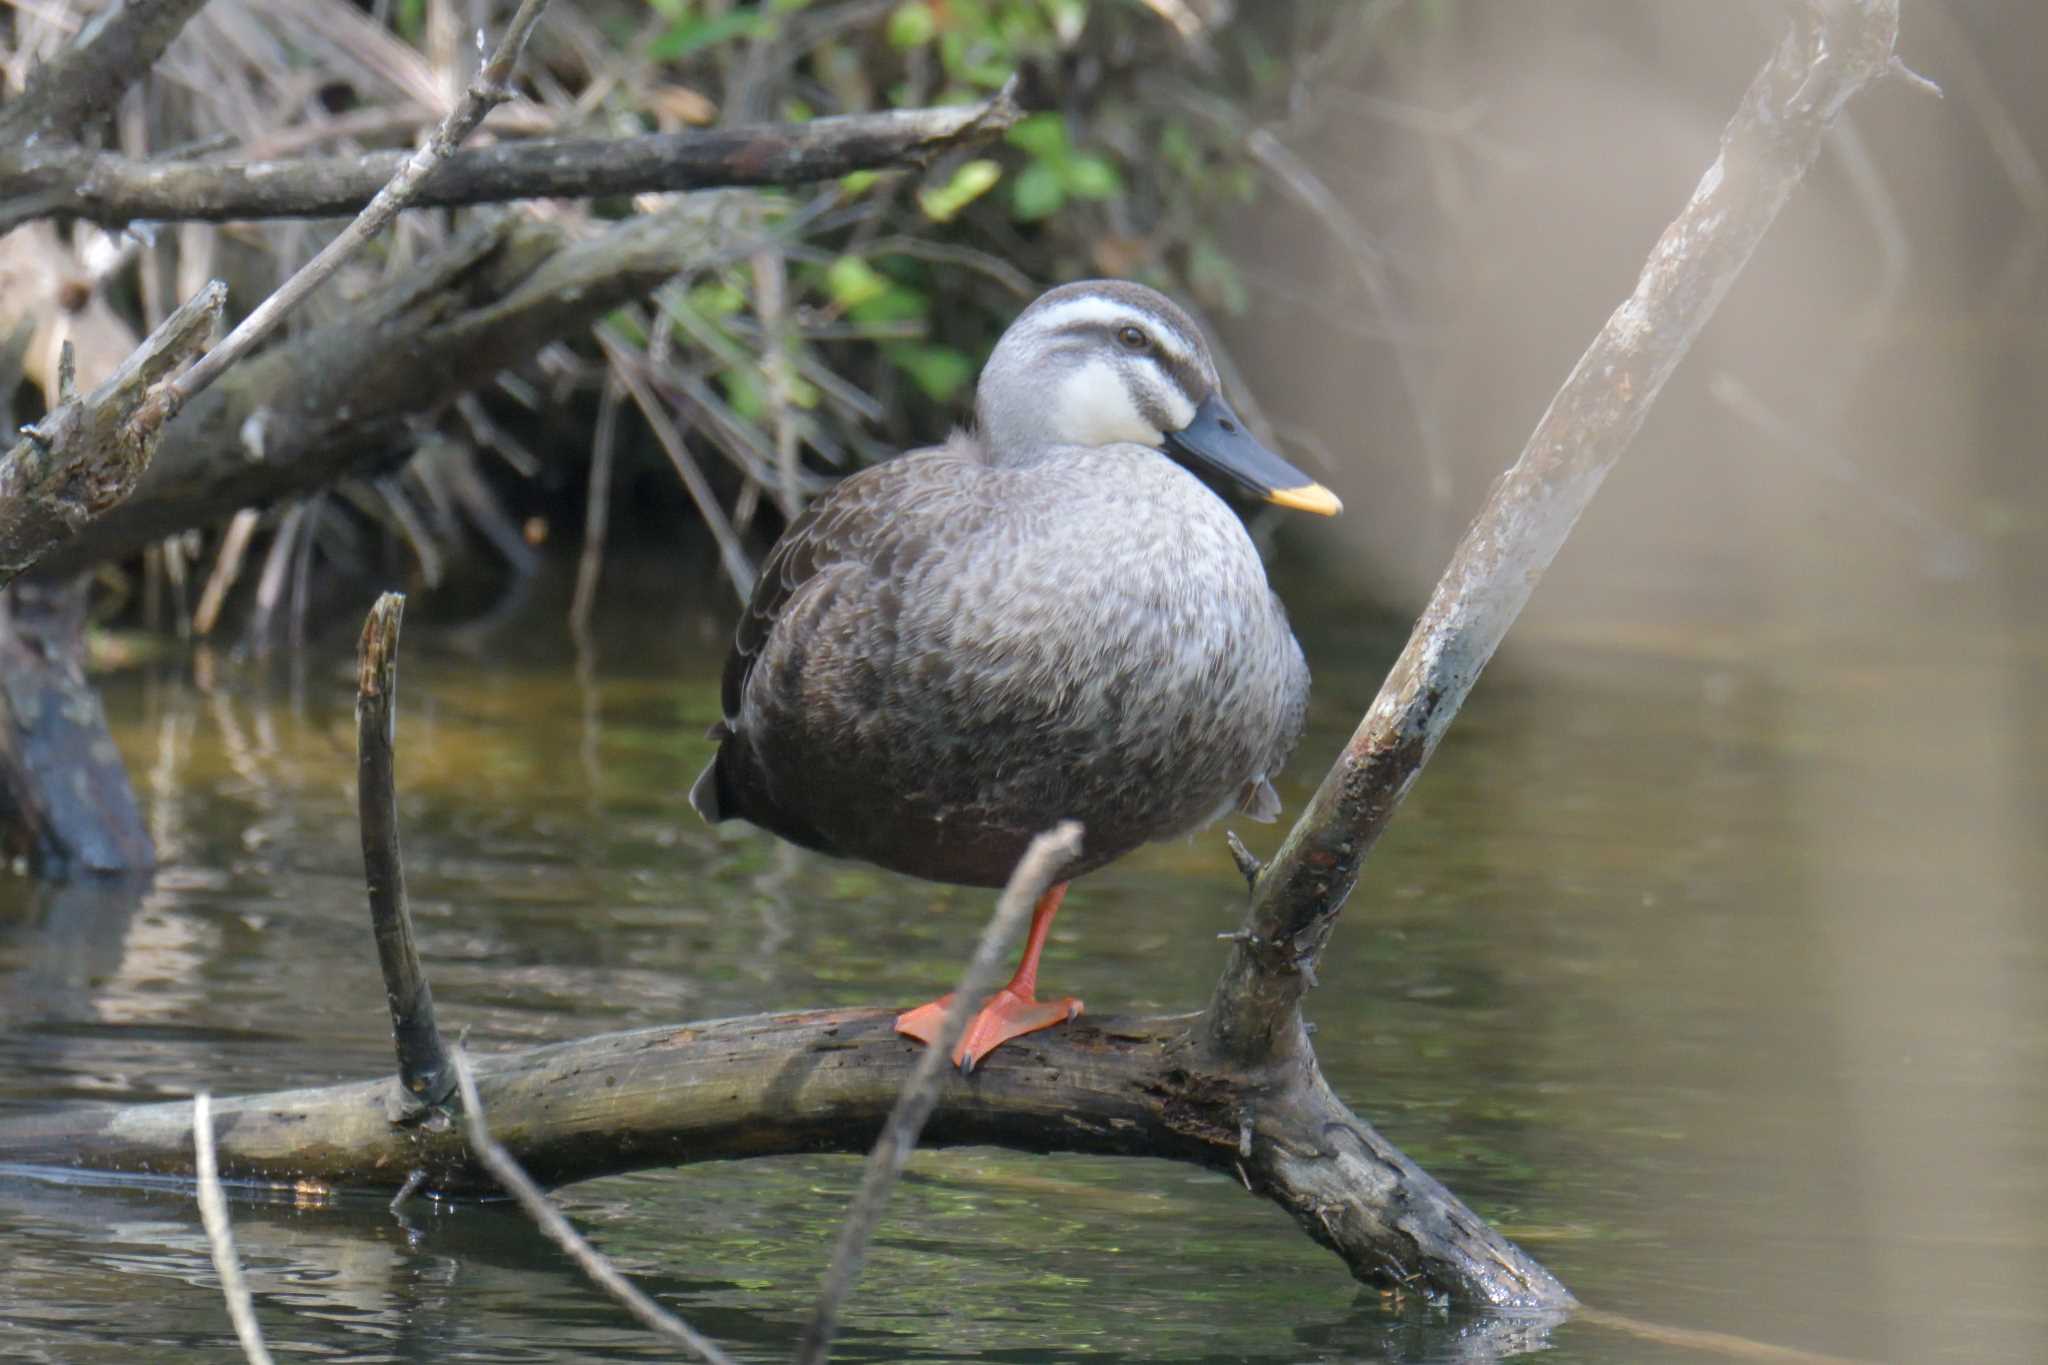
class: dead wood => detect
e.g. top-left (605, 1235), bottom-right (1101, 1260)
top-left (0, 0), bottom-right (1918, 1330)
top-left (356, 592), bottom-right (455, 1109)
top-left (0, 577), bottom-right (153, 871)
top-left (30, 207), bottom-right (733, 575)
top-left (0, 0), bottom-right (215, 147)
top-left (0, 1005), bottom-right (1564, 1309)
top-left (801, 823), bottom-right (1084, 1363)
top-left (192, 1093), bottom-right (275, 1365)
top-left (1204, 0), bottom-right (1918, 1067)
top-left (159, 0), bottom-right (557, 408)
top-left (0, 281), bottom-right (224, 586)
top-left (448, 1050), bottom-right (740, 1364)
top-left (0, 88), bottom-right (1023, 233)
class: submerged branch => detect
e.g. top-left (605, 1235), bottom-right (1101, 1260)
top-left (1203, 0), bottom-right (1907, 1066)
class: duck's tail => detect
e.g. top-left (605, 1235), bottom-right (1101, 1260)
top-left (689, 721), bottom-right (735, 823)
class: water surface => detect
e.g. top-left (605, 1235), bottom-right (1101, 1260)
top-left (1, 561), bottom-right (2042, 1363)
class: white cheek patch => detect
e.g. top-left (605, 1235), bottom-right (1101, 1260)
top-left (1155, 381), bottom-right (1197, 433)
top-left (1056, 359), bottom-right (1162, 447)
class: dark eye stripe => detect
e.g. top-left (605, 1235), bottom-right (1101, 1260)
top-left (1048, 319), bottom-right (1207, 409)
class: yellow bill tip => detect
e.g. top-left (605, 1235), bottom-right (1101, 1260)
top-left (1266, 482), bottom-right (1343, 517)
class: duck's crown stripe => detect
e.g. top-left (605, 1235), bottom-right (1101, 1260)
top-left (1023, 295), bottom-right (1200, 372)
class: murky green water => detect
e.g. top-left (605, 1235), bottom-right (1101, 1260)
top-left (2, 559), bottom-right (2043, 1362)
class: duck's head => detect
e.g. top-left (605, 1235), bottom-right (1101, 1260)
top-left (975, 280), bottom-right (1341, 516)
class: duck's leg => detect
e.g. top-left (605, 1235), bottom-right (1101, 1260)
top-left (894, 881), bottom-right (1083, 1072)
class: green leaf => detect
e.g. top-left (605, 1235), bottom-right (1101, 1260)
top-left (825, 256), bottom-right (890, 309)
top-left (1061, 153), bottom-right (1121, 200)
top-left (917, 158), bottom-right (1002, 222)
top-left (1005, 112), bottom-right (1070, 162)
top-left (1160, 121), bottom-right (1200, 179)
top-left (962, 58), bottom-right (1017, 88)
top-left (888, 343), bottom-right (974, 401)
top-left (720, 367), bottom-right (765, 422)
top-left (849, 281), bottom-right (930, 326)
top-left (648, 9), bottom-right (771, 60)
top-left (786, 372), bottom-right (821, 409)
top-left (1010, 159), bottom-right (1065, 220)
top-left (839, 169), bottom-right (883, 196)
top-left (603, 308), bottom-right (647, 347)
top-left (886, 1), bottom-right (936, 48)
top-left (688, 280), bottom-right (746, 318)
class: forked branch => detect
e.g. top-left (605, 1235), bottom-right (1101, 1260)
top-left (1202, 0), bottom-right (1914, 1067)
top-left (0, 0), bottom-right (1917, 1333)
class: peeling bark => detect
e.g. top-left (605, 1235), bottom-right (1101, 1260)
top-left (0, 282), bottom-right (224, 587)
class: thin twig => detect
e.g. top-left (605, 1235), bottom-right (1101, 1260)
top-left (797, 822), bottom-right (1084, 1365)
top-left (357, 592), bottom-right (455, 1107)
top-left (247, 502), bottom-right (307, 654)
top-left (192, 1093), bottom-right (275, 1365)
top-left (750, 245), bottom-right (803, 520)
top-left (450, 1050), bottom-right (738, 1365)
top-left (162, 0), bottom-right (555, 408)
top-left (192, 507), bottom-right (259, 636)
top-left (568, 375), bottom-right (621, 642)
top-left (596, 327), bottom-right (757, 598)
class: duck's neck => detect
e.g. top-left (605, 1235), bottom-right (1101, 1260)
top-left (974, 361), bottom-right (1169, 467)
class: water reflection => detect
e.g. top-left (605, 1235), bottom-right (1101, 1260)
top-left (0, 562), bottom-right (2041, 1362)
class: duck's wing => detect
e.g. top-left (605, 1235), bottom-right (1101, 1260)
top-left (716, 459), bottom-right (903, 731)
top-left (716, 444), bottom-right (954, 732)
top-left (1232, 594), bottom-right (1311, 823)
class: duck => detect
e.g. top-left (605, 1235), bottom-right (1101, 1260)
top-left (691, 279), bottom-right (1340, 1070)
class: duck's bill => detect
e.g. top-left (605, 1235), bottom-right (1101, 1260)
top-left (1164, 394), bottom-right (1343, 517)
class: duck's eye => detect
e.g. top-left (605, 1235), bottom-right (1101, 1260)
top-left (1116, 325), bottom-right (1149, 352)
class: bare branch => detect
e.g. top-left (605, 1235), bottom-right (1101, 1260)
top-left (0, 1004), bottom-right (1565, 1308)
top-left (799, 823), bottom-right (1083, 1365)
top-left (192, 1093), bottom-right (275, 1365)
top-left (0, 0), bottom-right (215, 144)
top-left (1202, 0), bottom-right (1907, 1066)
top-left (597, 326), bottom-right (758, 597)
top-left (0, 86), bottom-right (1026, 232)
top-left (357, 592), bottom-right (455, 1109)
top-left (161, 0), bottom-right (555, 408)
top-left (32, 204), bottom-right (720, 575)
top-left (451, 1051), bottom-right (738, 1365)
top-left (0, 280), bottom-right (224, 587)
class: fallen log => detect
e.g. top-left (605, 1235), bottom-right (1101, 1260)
top-left (0, 1003), bottom-right (1565, 1308)
top-left (0, 0), bottom-right (1916, 1333)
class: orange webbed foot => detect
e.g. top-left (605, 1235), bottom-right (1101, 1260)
top-left (894, 988), bottom-right (1083, 1072)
